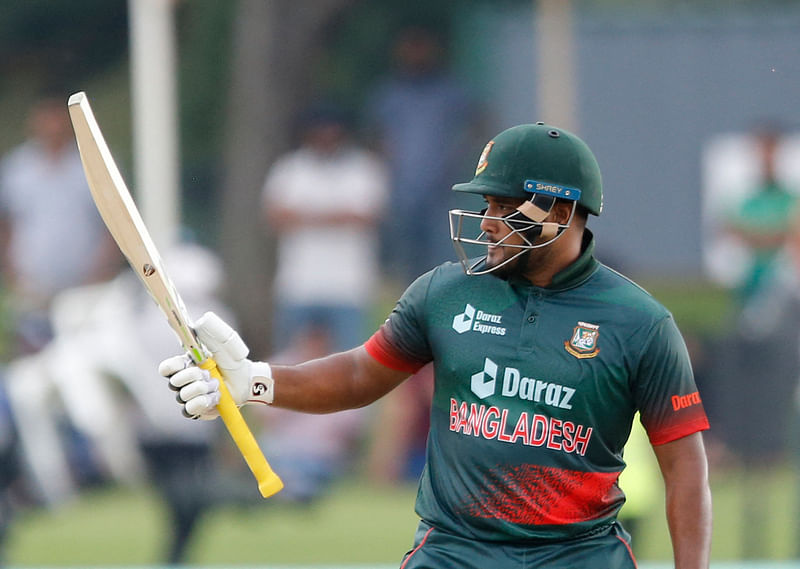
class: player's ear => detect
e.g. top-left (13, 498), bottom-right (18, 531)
top-left (549, 200), bottom-right (574, 225)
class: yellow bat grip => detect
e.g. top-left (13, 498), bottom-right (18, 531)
top-left (199, 358), bottom-right (284, 498)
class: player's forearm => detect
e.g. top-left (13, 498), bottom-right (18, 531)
top-left (665, 476), bottom-right (712, 569)
top-left (270, 346), bottom-right (408, 414)
top-left (654, 434), bottom-right (712, 569)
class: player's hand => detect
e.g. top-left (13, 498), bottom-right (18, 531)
top-left (158, 311), bottom-right (275, 420)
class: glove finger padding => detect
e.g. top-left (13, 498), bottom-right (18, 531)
top-left (178, 372), bottom-right (219, 403)
top-left (184, 393), bottom-right (221, 420)
top-left (158, 354), bottom-right (222, 420)
top-left (159, 354), bottom-right (193, 380)
top-left (171, 367), bottom-right (221, 420)
top-left (168, 366), bottom-right (210, 391)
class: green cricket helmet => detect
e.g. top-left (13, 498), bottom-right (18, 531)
top-left (449, 123), bottom-right (603, 275)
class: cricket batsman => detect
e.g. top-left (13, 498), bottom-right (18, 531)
top-left (160, 123), bottom-right (712, 568)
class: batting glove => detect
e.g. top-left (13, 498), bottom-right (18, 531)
top-left (158, 311), bottom-right (275, 420)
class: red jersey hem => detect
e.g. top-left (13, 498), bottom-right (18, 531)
top-left (648, 417), bottom-right (710, 446)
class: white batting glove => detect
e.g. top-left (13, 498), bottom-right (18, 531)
top-left (158, 311), bottom-right (275, 420)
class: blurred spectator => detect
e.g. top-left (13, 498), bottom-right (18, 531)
top-left (0, 92), bottom-right (119, 356)
top-left (361, 24), bottom-right (481, 483)
top-left (262, 102), bottom-right (388, 353)
top-left (703, 123), bottom-right (800, 559)
top-left (365, 22), bottom-right (481, 285)
top-left (0, 91), bottom-right (119, 562)
top-left (721, 124), bottom-right (799, 302)
top-left (259, 324), bottom-right (368, 503)
top-left (5, 243), bottom-right (232, 564)
top-left (725, 235), bottom-right (800, 559)
top-left (786, 216), bottom-right (800, 560)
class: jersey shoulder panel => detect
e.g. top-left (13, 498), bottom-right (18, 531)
top-left (590, 263), bottom-right (671, 320)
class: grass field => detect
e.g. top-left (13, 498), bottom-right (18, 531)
top-left (5, 479), bottom-right (419, 567)
top-left (3, 461), bottom-right (799, 567)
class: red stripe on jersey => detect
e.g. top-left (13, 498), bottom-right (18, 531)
top-left (399, 526), bottom-right (434, 569)
top-left (364, 329), bottom-right (427, 374)
top-left (645, 393), bottom-right (710, 446)
top-left (616, 534), bottom-right (639, 568)
top-left (648, 414), bottom-right (710, 446)
top-left (456, 465), bottom-right (623, 526)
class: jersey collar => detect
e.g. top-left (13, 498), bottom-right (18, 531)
top-left (548, 230), bottom-right (599, 290)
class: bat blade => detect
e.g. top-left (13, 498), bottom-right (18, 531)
top-left (68, 91), bottom-right (283, 498)
top-left (67, 92), bottom-right (203, 362)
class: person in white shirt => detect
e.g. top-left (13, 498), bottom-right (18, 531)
top-left (262, 103), bottom-right (389, 353)
top-left (0, 93), bottom-right (118, 354)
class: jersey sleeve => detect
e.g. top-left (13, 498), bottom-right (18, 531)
top-left (364, 270), bottom-right (435, 374)
top-left (633, 315), bottom-right (710, 446)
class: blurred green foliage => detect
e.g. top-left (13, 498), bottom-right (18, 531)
top-left (0, 0), bottom-right (127, 88)
top-left (177, 1), bottom-right (236, 166)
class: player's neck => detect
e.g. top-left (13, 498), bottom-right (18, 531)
top-left (522, 230), bottom-right (583, 288)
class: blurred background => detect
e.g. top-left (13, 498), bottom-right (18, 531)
top-left (1, 0), bottom-right (800, 566)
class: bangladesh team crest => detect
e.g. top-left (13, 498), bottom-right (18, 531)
top-left (475, 140), bottom-right (494, 175)
top-left (565, 321), bottom-right (600, 359)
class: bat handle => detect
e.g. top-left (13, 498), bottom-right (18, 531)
top-left (199, 358), bottom-right (284, 498)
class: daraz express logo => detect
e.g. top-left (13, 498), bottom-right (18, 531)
top-left (452, 304), bottom-right (506, 336)
top-left (470, 357), bottom-right (575, 410)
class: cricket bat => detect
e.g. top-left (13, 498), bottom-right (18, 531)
top-left (67, 91), bottom-right (283, 498)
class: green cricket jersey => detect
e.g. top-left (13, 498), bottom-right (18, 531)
top-left (365, 232), bottom-right (709, 543)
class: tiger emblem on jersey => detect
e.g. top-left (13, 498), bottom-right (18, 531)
top-left (565, 321), bottom-right (600, 359)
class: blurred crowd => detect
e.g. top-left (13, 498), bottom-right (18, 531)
top-left (0, 19), bottom-right (800, 567)
top-left (0, 23), bottom-right (482, 566)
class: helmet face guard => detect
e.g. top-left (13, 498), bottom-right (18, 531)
top-left (449, 123), bottom-right (601, 277)
top-left (449, 180), bottom-right (579, 275)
